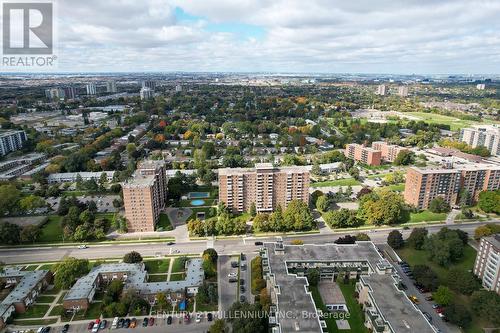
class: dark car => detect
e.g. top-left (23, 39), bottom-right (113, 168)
top-left (166, 242), bottom-right (175, 246)
top-left (240, 285), bottom-right (245, 292)
top-left (229, 277), bottom-right (238, 283)
top-left (399, 282), bottom-right (407, 290)
top-left (87, 322), bottom-right (95, 330)
top-left (240, 254), bottom-right (246, 261)
top-left (61, 324), bottom-right (70, 333)
top-left (142, 318), bottom-right (148, 327)
top-left (241, 264), bottom-right (247, 271)
top-left (240, 295), bottom-right (246, 302)
top-left (207, 313), bottom-right (213, 322)
top-left (99, 320), bottom-right (107, 329)
top-left (423, 312), bottom-right (432, 322)
top-left (167, 316), bottom-right (172, 325)
top-left (231, 261), bottom-right (238, 268)
top-left (254, 241), bottom-right (263, 246)
top-left (117, 319), bottom-right (124, 329)
top-left (43, 327), bottom-right (51, 333)
top-left (124, 319), bottom-right (131, 328)
top-left (240, 279), bottom-right (245, 285)
top-left (148, 317), bottom-right (154, 326)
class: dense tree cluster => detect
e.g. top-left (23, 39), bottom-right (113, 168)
top-left (478, 190), bottom-right (500, 214)
top-left (423, 228), bottom-right (467, 266)
top-left (358, 189), bottom-right (410, 225)
top-left (252, 200), bottom-right (315, 232)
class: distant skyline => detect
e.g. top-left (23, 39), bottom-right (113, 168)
top-left (6, 0), bottom-right (500, 74)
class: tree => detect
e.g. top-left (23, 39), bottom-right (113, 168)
top-left (249, 202), bottom-right (257, 217)
top-left (123, 251), bottom-right (143, 263)
top-left (323, 209), bottom-right (362, 229)
top-left (470, 290), bottom-right (500, 326)
top-left (358, 189), bottom-right (410, 225)
top-left (387, 230), bottom-right (404, 249)
top-left (283, 200), bottom-right (315, 231)
top-left (307, 269), bottom-right (320, 286)
top-left (412, 265), bottom-right (439, 291)
top-left (316, 195), bottom-right (330, 212)
top-left (423, 228), bottom-right (464, 266)
top-left (406, 228), bottom-right (428, 250)
top-left (474, 223), bottom-right (500, 240)
top-left (444, 303), bottom-right (471, 328)
top-left (334, 235), bottom-right (357, 244)
top-left (19, 195), bottom-right (46, 213)
top-left (20, 225), bottom-right (41, 243)
top-left (355, 233), bottom-right (371, 241)
top-left (54, 257), bottom-right (90, 289)
top-left (209, 319), bottom-right (227, 333)
top-left (447, 268), bottom-right (480, 295)
top-left (259, 288), bottom-right (271, 311)
top-left (202, 248), bottom-right (218, 263)
top-left (429, 197), bottom-right (450, 213)
top-left (393, 150), bottom-right (415, 165)
top-left (0, 184), bottom-right (21, 215)
top-left (227, 302), bottom-right (268, 333)
top-left (0, 222), bottom-right (21, 245)
top-left (478, 190), bottom-right (500, 214)
top-left (433, 286), bottom-right (453, 306)
top-left (156, 292), bottom-right (168, 311)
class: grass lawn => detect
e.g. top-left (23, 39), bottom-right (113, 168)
top-left (41, 286), bottom-right (61, 295)
top-left (38, 216), bottom-right (64, 243)
top-left (13, 319), bottom-right (58, 326)
top-left (383, 183), bottom-right (405, 192)
top-left (15, 304), bottom-right (50, 319)
top-left (144, 259), bottom-right (171, 273)
top-left (404, 112), bottom-right (487, 131)
top-left (56, 292), bottom-right (67, 304)
top-left (311, 178), bottom-right (361, 188)
top-left (73, 302), bottom-right (102, 320)
top-left (36, 295), bottom-right (56, 303)
top-left (397, 245), bottom-right (487, 332)
top-left (156, 213), bottom-right (174, 231)
top-left (310, 281), bottom-right (368, 333)
top-left (171, 257), bottom-right (187, 273)
top-left (24, 265), bottom-right (39, 271)
top-left (148, 274), bottom-right (169, 282)
top-left (169, 273), bottom-right (185, 281)
top-left (409, 211), bottom-right (447, 223)
top-left (49, 305), bottom-right (63, 317)
top-left (38, 264), bottom-right (56, 271)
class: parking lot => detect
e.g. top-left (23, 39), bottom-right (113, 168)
top-left (218, 255), bottom-right (239, 312)
top-left (8, 315), bottom-right (213, 333)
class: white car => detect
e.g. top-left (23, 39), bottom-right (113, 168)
top-left (227, 272), bottom-right (237, 277)
top-left (78, 245), bottom-right (87, 249)
top-left (195, 313), bottom-right (203, 323)
top-left (91, 323), bottom-right (99, 333)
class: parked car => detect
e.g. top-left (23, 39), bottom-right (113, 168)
top-left (117, 318), bottom-right (124, 329)
top-left (254, 241), bottom-right (263, 246)
top-left (184, 313), bottom-right (190, 323)
top-left (91, 323), bottom-right (99, 333)
top-left (130, 318), bottom-right (137, 328)
top-left (142, 318), bottom-right (148, 327)
top-left (229, 277), bottom-right (238, 283)
top-left (241, 264), bottom-right (247, 271)
top-left (43, 327), bottom-right (51, 333)
top-left (124, 319), bottom-right (131, 328)
top-left (148, 317), bottom-right (154, 326)
top-left (240, 285), bottom-right (245, 292)
top-left (166, 242), bottom-right (175, 246)
top-left (240, 295), bottom-right (246, 302)
top-left (61, 324), bottom-right (70, 333)
top-left (409, 295), bottom-right (419, 304)
top-left (167, 316), bottom-right (172, 325)
top-left (87, 322), bottom-right (95, 330)
top-left (240, 279), bottom-right (245, 285)
top-left (78, 245), bottom-right (87, 249)
top-left (196, 313), bottom-right (203, 323)
top-left (241, 254), bottom-right (246, 261)
top-left (228, 272), bottom-right (237, 277)
top-left (207, 313), bottom-right (213, 322)
top-left (425, 296), bottom-right (434, 301)
top-left (231, 261), bottom-right (238, 268)
top-left (423, 312), bottom-right (432, 322)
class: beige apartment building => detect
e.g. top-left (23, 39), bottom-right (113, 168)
top-left (460, 125), bottom-right (500, 156)
top-left (122, 160), bottom-right (168, 232)
top-left (218, 163), bottom-right (309, 214)
top-left (404, 165), bottom-right (500, 209)
top-left (371, 141), bottom-right (408, 163)
top-left (474, 235), bottom-right (500, 295)
top-left (345, 143), bottom-right (382, 166)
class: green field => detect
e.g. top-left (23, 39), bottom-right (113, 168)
top-left (409, 211), bottom-right (447, 223)
top-left (36, 295), bottom-right (56, 303)
top-left (404, 112), bottom-right (483, 131)
top-left (171, 258), bottom-right (186, 273)
top-left (15, 304), bottom-right (50, 319)
top-left (169, 273), bottom-right (185, 281)
top-left (156, 213), bottom-right (173, 231)
top-left (144, 259), bottom-right (171, 273)
top-left (310, 281), bottom-right (368, 333)
top-left (37, 216), bottom-right (64, 243)
top-left (311, 178), bottom-right (361, 188)
top-left (148, 274), bottom-right (169, 282)
top-left (383, 183), bottom-right (405, 192)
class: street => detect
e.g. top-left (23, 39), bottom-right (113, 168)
top-left (0, 222), bottom-right (495, 264)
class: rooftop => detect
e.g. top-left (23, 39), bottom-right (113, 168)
top-left (1, 268), bottom-right (50, 306)
top-left (218, 164), bottom-right (309, 175)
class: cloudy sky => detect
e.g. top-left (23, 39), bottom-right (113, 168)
top-left (50, 0), bottom-right (500, 73)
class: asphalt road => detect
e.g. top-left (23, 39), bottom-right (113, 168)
top-left (0, 222), bottom-right (497, 264)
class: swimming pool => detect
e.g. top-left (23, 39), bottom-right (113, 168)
top-left (188, 192), bottom-right (210, 199)
top-left (190, 199), bottom-right (206, 206)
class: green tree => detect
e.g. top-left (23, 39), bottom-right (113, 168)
top-left (209, 319), bottom-right (227, 333)
top-left (470, 290), bottom-right (500, 326)
top-left (429, 197), bottom-right (450, 213)
top-left (474, 223), bottom-right (500, 240)
top-left (228, 302), bottom-right (268, 333)
top-left (447, 268), bottom-right (480, 295)
top-left (123, 251), bottom-right (143, 263)
top-left (412, 265), bottom-right (439, 291)
top-left (20, 225), bottom-right (41, 243)
top-left (387, 230), bottom-right (404, 249)
top-left (156, 292), bottom-right (168, 311)
top-left (444, 303), bottom-right (471, 328)
top-left (19, 195), bottom-right (46, 213)
top-left (0, 222), bottom-right (21, 245)
top-left (355, 233), bottom-right (371, 241)
top-left (423, 228), bottom-right (464, 266)
top-left (406, 227), bottom-right (428, 250)
top-left (0, 184), bottom-right (21, 215)
top-left (478, 190), bottom-right (500, 214)
top-left (359, 189), bottom-right (409, 225)
top-left (249, 202), bottom-right (257, 217)
top-left (323, 209), bottom-right (362, 228)
top-left (283, 200), bottom-right (315, 231)
top-left (307, 268), bottom-right (320, 286)
top-left (54, 257), bottom-right (90, 289)
top-left (433, 286), bottom-right (453, 306)
top-left (315, 195), bottom-right (330, 212)
top-left (393, 150), bottom-right (415, 165)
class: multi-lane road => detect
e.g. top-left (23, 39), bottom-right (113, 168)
top-left (0, 221), bottom-right (497, 264)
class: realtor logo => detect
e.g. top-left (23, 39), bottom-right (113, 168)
top-left (2, 2), bottom-right (53, 54)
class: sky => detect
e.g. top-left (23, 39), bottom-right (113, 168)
top-left (13, 0), bottom-right (500, 73)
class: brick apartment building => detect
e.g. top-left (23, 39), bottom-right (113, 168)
top-left (344, 143), bottom-right (382, 166)
top-left (218, 163), bottom-right (309, 214)
top-left (122, 160), bottom-right (168, 232)
top-left (474, 235), bottom-right (500, 295)
top-left (0, 268), bottom-right (52, 328)
top-left (371, 141), bottom-right (408, 163)
top-left (404, 165), bottom-right (500, 209)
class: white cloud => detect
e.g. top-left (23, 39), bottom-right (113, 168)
top-left (53, 0), bottom-right (500, 73)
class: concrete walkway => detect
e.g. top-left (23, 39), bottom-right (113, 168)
top-left (43, 290), bottom-right (65, 319)
top-left (446, 209), bottom-right (460, 225)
